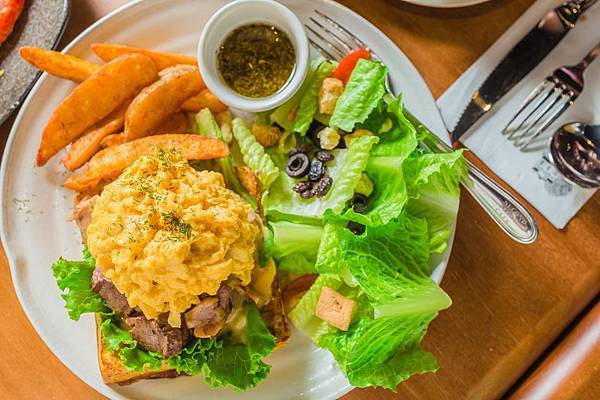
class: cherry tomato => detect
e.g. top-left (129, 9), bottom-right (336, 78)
top-left (332, 48), bottom-right (371, 84)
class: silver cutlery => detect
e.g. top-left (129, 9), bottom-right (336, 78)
top-left (305, 10), bottom-right (538, 244)
top-left (450, 0), bottom-right (598, 144)
top-left (549, 122), bottom-right (600, 188)
top-left (503, 43), bottom-right (599, 151)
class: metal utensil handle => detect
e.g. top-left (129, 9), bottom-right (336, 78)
top-left (462, 159), bottom-right (538, 244)
top-left (412, 114), bottom-right (539, 244)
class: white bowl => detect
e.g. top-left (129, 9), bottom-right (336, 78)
top-left (198, 0), bottom-right (309, 112)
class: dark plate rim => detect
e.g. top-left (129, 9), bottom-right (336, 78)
top-left (0, 0), bottom-right (72, 126)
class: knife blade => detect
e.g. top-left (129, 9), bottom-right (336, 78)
top-left (450, 0), bottom-right (598, 144)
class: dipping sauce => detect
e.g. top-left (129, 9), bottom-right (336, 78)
top-left (217, 24), bottom-right (295, 98)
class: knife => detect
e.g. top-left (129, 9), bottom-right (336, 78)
top-left (450, 0), bottom-right (598, 144)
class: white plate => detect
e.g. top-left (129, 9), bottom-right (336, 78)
top-left (401, 0), bottom-right (492, 8)
top-left (0, 1), bottom-right (456, 399)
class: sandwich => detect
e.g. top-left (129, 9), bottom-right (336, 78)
top-left (53, 148), bottom-right (290, 390)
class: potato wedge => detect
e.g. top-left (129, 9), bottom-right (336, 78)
top-left (36, 54), bottom-right (158, 166)
top-left (101, 111), bottom-right (188, 149)
top-left (282, 274), bottom-right (318, 313)
top-left (100, 133), bottom-right (127, 149)
top-left (64, 134), bottom-right (229, 193)
top-left (181, 88), bottom-right (228, 113)
top-left (62, 100), bottom-right (130, 171)
top-left (91, 43), bottom-right (197, 70)
top-left (124, 68), bottom-right (203, 141)
top-left (158, 64), bottom-right (200, 79)
top-left (19, 47), bottom-right (100, 83)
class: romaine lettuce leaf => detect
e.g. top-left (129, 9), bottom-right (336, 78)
top-left (51, 248), bottom-right (108, 320)
top-left (269, 221), bottom-right (322, 273)
top-left (329, 97), bottom-right (418, 227)
top-left (330, 59), bottom-right (388, 132)
top-left (232, 118), bottom-right (280, 189)
top-left (340, 217), bottom-right (451, 318)
top-left (271, 59), bottom-right (321, 132)
top-left (288, 274), bottom-right (343, 341)
top-left (317, 313), bottom-right (439, 390)
top-left (294, 61), bottom-right (335, 135)
top-left (403, 148), bottom-right (465, 255)
top-left (264, 135), bottom-right (378, 222)
top-left (195, 109), bottom-right (257, 208)
top-left (203, 302), bottom-right (276, 391)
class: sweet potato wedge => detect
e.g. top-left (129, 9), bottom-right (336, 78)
top-left (100, 111), bottom-right (189, 149)
top-left (158, 64), bottom-right (200, 79)
top-left (61, 100), bottom-right (130, 171)
top-left (91, 43), bottom-right (197, 70)
top-left (36, 54), bottom-right (158, 166)
top-left (64, 134), bottom-right (229, 193)
top-left (124, 68), bottom-right (203, 141)
top-left (181, 88), bottom-right (228, 113)
top-left (19, 47), bottom-right (100, 83)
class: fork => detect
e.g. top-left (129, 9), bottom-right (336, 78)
top-left (502, 43), bottom-right (599, 150)
top-left (306, 10), bottom-right (538, 244)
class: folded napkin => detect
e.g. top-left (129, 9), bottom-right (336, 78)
top-left (437, 0), bottom-right (600, 229)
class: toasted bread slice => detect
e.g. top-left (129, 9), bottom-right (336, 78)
top-left (95, 281), bottom-right (290, 385)
top-left (95, 314), bottom-right (177, 385)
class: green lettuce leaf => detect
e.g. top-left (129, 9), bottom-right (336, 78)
top-left (264, 135), bottom-right (378, 222)
top-left (330, 59), bottom-right (388, 132)
top-left (168, 337), bottom-right (221, 376)
top-left (232, 118), bottom-right (280, 189)
top-left (100, 313), bottom-right (164, 372)
top-left (330, 97), bottom-right (418, 227)
top-left (340, 217), bottom-right (451, 318)
top-left (294, 61), bottom-right (335, 135)
top-left (317, 313), bottom-right (439, 390)
top-left (271, 59), bottom-right (321, 132)
top-left (203, 302), bottom-right (276, 391)
top-left (314, 222), bottom-right (345, 274)
top-left (269, 221), bottom-right (322, 273)
top-left (195, 109), bottom-right (257, 208)
top-left (51, 248), bottom-right (108, 320)
top-left (403, 148), bottom-right (465, 255)
top-left (288, 274), bottom-right (343, 341)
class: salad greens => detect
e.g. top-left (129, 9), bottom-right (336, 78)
top-left (263, 57), bottom-right (464, 390)
top-left (52, 249), bottom-right (277, 391)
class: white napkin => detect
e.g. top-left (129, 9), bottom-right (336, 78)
top-left (437, 0), bottom-right (600, 229)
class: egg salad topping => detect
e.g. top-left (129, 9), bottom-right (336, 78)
top-left (86, 149), bottom-right (260, 327)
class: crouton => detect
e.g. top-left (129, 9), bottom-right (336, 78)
top-left (318, 77), bottom-right (344, 115)
top-left (315, 287), bottom-right (356, 331)
top-left (252, 123), bottom-right (281, 147)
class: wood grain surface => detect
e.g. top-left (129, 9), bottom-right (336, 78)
top-left (509, 297), bottom-right (600, 400)
top-left (0, 1), bottom-right (599, 399)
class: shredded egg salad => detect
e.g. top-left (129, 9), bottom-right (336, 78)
top-left (86, 149), bottom-right (260, 327)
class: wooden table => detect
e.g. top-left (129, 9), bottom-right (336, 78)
top-left (1, 1), bottom-right (598, 399)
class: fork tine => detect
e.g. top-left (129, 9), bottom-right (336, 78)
top-left (512, 92), bottom-right (564, 146)
top-left (309, 17), bottom-right (354, 53)
top-left (508, 84), bottom-right (562, 141)
top-left (308, 38), bottom-right (339, 61)
top-left (519, 93), bottom-right (574, 150)
top-left (314, 9), bottom-right (367, 50)
top-left (304, 24), bottom-right (346, 59)
top-left (502, 79), bottom-right (552, 138)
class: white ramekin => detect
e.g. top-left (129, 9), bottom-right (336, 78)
top-left (197, 0), bottom-right (309, 112)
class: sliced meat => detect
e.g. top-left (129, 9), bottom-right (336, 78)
top-left (125, 314), bottom-right (191, 359)
top-left (68, 195), bottom-right (98, 243)
top-left (184, 297), bottom-right (226, 339)
top-left (91, 267), bottom-right (134, 317)
top-left (217, 284), bottom-right (232, 311)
